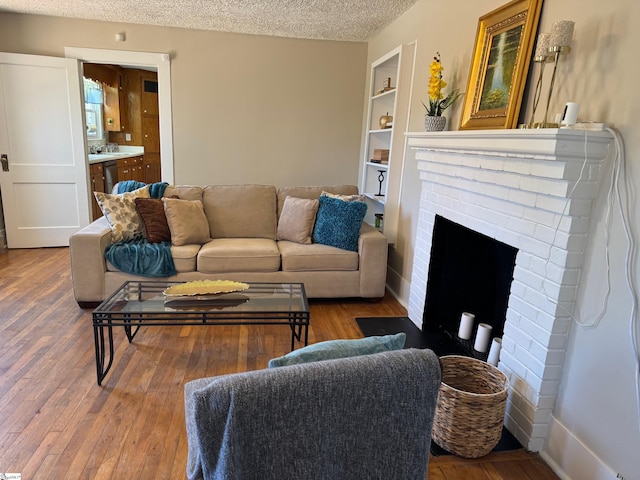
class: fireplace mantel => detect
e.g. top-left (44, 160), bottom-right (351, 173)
top-left (405, 128), bottom-right (613, 452)
top-left (406, 128), bottom-right (612, 158)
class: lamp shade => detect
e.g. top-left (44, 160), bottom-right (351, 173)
top-left (534, 33), bottom-right (550, 58)
top-left (550, 20), bottom-right (574, 49)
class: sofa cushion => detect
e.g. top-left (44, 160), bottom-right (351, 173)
top-left (312, 194), bottom-right (367, 252)
top-left (94, 185), bottom-right (151, 243)
top-left (170, 244), bottom-right (201, 272)
top-left (276, 185), bottom-right (359, 218)
top-left (135, 198), bottom-right (172, 243)
top-left (276, 196), bottom-right (319, 245)
top-left (203, 185), bottom-right (277, 239)
top-left (163, 198), bottom-right (211, 246)
top-left (278, 240), bottom-right (358, 271)
top-left (268, 333), bottom-right (407, 368)
top-left (198, 238), bottom-right (280, 273)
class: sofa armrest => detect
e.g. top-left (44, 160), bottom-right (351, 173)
top-left (69, 217), bottom-right (113, 306)
top-left (358, 223), bottom-right (388, 297)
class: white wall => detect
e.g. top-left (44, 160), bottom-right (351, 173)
top-left (0, 13), bottom-right (367, 188)
top-left (369, 0), bottom-right (640, 478)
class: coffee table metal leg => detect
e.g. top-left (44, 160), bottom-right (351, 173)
top-left (93, 315), bottom-right (115, 386)
top-left (123, 314), bottom-right (141, 343)
top-left (289, 314), bottom-right (309, 350)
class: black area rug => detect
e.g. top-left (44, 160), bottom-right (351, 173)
top-left (355, 316), bottom-right (523, 456)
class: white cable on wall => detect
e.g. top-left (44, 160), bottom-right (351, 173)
top-left (606, 127), bottom-right (640, 431)
top-left (540, 126), bottom-right (640, 429)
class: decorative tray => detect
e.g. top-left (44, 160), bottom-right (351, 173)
top-left (163, 280), bottom-right (250, 297)
top-left (164, 293), bottom-right (250, 310)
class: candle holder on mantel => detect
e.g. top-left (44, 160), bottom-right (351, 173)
top-left (520, 33), bottom-right (551, 128)
top-left (375, 170), bottom-right (386, 197)
top-left (540, 20), bottom-right (575, 128)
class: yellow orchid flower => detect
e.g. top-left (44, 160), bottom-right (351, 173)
top-left (423, 52), bottom-right (463, 116)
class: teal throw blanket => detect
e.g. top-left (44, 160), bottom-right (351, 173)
top-left (105, 181), bottom-right (177, 277)
top-left (105, 239), bottom-right (176, 277)
top-left (117, 180), bottom-right (168, 198)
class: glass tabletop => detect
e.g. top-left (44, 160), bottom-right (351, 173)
top-left (94, 281), bottom-right (309, 316)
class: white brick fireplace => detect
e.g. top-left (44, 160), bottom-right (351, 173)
top-left (406, 128), bottom-right (613, 451)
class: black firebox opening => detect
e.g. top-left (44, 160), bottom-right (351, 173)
top-left (422, 216), bottom-right (517, 355)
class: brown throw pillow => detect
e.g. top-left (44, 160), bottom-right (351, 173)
top-left (277, 196), bottom-right (319, 244)
top-left (135, 197), bottom-right (172, 243)
top-left (162, 197), bottom-right (211, 246)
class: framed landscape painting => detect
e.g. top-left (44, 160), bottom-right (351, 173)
top-left (459, 0), bottom-right (543, 130)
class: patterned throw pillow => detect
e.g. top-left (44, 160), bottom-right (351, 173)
top-left (321, 191), bottom-right (365, 202)
top-left (312, 194), bottom-right (367, 252)
top-left (94, 185), bottom-right (151, 243)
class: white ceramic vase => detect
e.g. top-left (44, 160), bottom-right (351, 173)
top-left (424, 115), bottom-right (446, 132)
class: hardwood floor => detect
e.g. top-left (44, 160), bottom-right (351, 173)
top-left (0, 247), bottom-right (559, 479)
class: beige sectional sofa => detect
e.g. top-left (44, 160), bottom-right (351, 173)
top-left (70, 184), bottom-right (388, 307)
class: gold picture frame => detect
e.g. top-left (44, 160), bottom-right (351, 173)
top-left (459, 0), bottom-right (543, 130)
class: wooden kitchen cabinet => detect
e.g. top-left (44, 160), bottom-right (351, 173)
top-left (117, 156), bottom-right (144, 183)
top-left (141, 78), bottom-right (159, 116)
top-left (103, 83), bottom-right (122, 132)
top-left (142, 115), bottom-right (160, 154)
top-left (143, 153), bottom-right (161, 184)
top-left (89, 162), bottom-right (106, 221)
top-left (83, 63), bottom-right (126, 132)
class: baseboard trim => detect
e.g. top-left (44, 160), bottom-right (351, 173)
top-left (385, 265), bottom-right (410, 310)
top-left (541, 415), bottom-right (617, 480)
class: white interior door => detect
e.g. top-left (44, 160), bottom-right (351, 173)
top-left (0, 53), bottom-right (89, 248)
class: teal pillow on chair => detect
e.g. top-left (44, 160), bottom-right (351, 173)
top-left (312, 194), bottom-right (367, 252)
top-left (268, 333), bottom-right (407, 368)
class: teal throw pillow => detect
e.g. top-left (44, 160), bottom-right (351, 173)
top-left (312, 194), bottom-right (367, 252)
top-left (268, 333), bottom-right (406, 368)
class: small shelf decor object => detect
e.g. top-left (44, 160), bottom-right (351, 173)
top-left (370, 148), bottom-right (389, 164)
top-left (422, 52), bottom-right (462, 131)
top-left (432, 355), bottom-right (509, 458)
top-left (375, 170), bottom-right (385, 196)
top-left (459, 0), bottom-right (543, 130)
top-left (379, 112), bottom-right (393, 129)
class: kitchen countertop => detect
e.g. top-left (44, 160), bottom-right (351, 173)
top-left (87, 146), bottom-right (144, 165)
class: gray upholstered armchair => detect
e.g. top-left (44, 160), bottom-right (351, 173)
top-left (184, 348), bottom-right (442, 480)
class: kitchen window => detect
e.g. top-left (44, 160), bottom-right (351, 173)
top-left (83, 78), bottom-right (104, 140)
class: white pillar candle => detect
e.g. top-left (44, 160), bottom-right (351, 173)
top-left (458, 312), bottom-right (475, 340)
top-left (487, 337), bottom-right (502, 366)
top-left (474, 323), bottom-right (493, 352)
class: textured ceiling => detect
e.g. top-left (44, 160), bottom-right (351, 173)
top-left (0, 0), bottom-right (419, 41)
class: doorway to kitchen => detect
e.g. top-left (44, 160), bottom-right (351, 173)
top-left (65, 48), bottom-right (175, 208)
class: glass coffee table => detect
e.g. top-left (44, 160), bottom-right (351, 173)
top-left (92, 281), bottom-right (310, 385)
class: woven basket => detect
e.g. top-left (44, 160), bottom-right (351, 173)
top-left (432, 355), bottom-right (509, 458)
